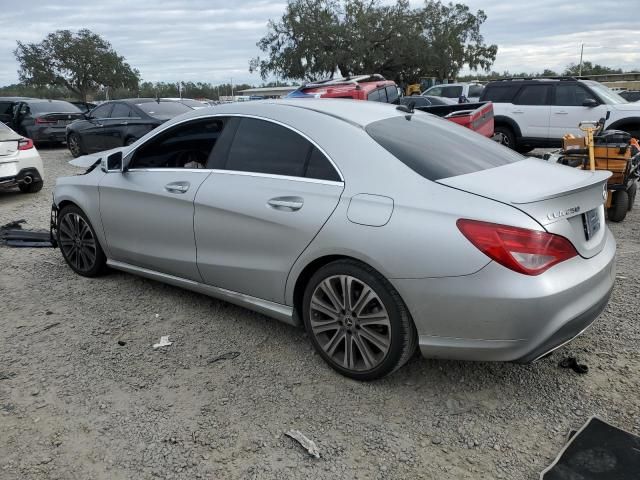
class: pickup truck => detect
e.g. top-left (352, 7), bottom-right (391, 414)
top-left (413, 101), bottom-right (495, 138)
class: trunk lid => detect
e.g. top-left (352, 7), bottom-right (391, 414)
top-left (36, 112), bottom-right (85, 126)
top-left (0, 128), bottom-right (20, 158)
top-left (438, 158), bottom-right (611, 258)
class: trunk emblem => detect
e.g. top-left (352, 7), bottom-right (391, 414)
top-left (547, 206), bottom-right (580, 221)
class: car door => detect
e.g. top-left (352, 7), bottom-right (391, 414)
top-left (99, 117), bottom-right (227, 281)
top-left (0, 101), bottom-right (15, 128)
top-left (510, 84), bottom-right (552, 140)
top-left (82, 103), bottom-right (114, 152)
top-left (194, 116), bottom-right (344, 303)
top-left (549, 83), bottom-right (608, 139)
top-left (101, 102), bottom-right (133, 149)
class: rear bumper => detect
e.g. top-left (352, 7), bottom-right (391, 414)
top-left (28, 126), bottom-right (67, 143)
top-left (0, 167), bottom-right (43, 187)
top-left (392, 228), bottom-right (616, 363)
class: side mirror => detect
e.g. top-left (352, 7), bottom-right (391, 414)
top-left (101, 151), bottom-right (123, 172)
top-left (583, 98), bottom-right (598, 108)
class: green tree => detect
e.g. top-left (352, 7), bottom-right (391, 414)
top-left (564, 61), bottom-right (623, 76)
top-left (14, 29), bottom-right (140, 102)
top-left (250, 0), bottom-right (496, 83)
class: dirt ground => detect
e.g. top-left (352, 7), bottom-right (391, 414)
top-left (1, 146), bottom-right (639, 480)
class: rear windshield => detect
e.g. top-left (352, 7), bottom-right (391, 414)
top-left (29, 101), bottom-right (82, 114)
top-left (365, 114), bottom-right (523, 181)
top-left (481, 84), bottom-right (521, 103)
top-left (137, 101), bottom-right (192, 118)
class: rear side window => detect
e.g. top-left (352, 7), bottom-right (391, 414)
top-left (385, 86), bottom-right (399, 104)
top-left (110, 103), bottom-right (133, 118)
top-left (366, 115), bottom-right (522, 181)
top-left (226, 118), bottom-right (310, 177)
top-left (90, 104), bottom-right (113, 119)
top-left (306, 147), bottom-right (341, 181)
top-left (514, 85), bottom-right (551, 105)
top-left (468, 85), bottom-right (484, 97)
top-left (368, 89), bottom-right (382, 102)
top-left (0, 101), bottom-right (13, 115)
top-left (481, 84), bottom-right (521, 103)
top-left (440, 86), bottom-right (463, 98)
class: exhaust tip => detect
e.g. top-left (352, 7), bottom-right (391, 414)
top-left (22, 175), bottom-right (33, 185)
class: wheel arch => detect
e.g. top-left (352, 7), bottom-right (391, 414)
top-left (493, 115), bottom-right (522, 138)
top-left (606, 117), bottom-right (640, 133)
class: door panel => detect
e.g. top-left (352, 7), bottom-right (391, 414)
top-left (99, 170), bottom-right (211, 281)
top-left (550, 85), bottom-right (607, 138)
top-left (195, 173), bottom-right (343, 303)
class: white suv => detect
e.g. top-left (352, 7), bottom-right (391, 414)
top-left (0, 122), bottom-right (44, 193)
top-left (421, 82), bottom-right (484, 103)
top-left (481, 78), bottom-right (640, 152)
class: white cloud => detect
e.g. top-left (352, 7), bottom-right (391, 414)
top-left (0, 0), bottom-right (639, 87)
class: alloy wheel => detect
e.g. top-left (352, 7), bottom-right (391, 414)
top-left (493, 132), bottom-right (509, 146)
top-left (68, 135), bottom-right (81, 157)
top-left (309, 275), bottom-right (391, 371)
top-left (58, 212), bottom-right (97, 273)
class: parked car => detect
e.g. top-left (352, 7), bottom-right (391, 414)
top-left (66, 98), bottom-right (193, 157)
top-left (53, 100), bottom-right (615, 380)
top-left (0, 98), bottom-right (84, 145)
top-left (163, 98), bottom-right (210, 109)
top-left (0, 96), bottom-right (34, 125)
top-left (287, 75), bottom-right (400, 104)
top-left (0, 122), bottom-right (44, 193)
top-left (619, 90), bottom-right (640, 103)
top-left (421, 82), bottom-right (484, 103)
top-left (480, 77), bottom-right (640, 152)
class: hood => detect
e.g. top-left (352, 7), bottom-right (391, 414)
top-left (608, 103), bottom-right (640, 112)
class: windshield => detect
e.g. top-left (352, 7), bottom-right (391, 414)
top-left (137, 101), bottom-right (192, 118)
top-left (29, 101), bottom-right (82, 114)
top-left (366, 114), bottom-right (523, 181)
top-left (586, 81), bottom-right (628, 104)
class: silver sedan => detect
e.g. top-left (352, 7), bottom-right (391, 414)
top-left (52, 100), bottom-right (616, 380)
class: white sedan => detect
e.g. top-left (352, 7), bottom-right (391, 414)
top-left (0, 122), bottom-right (44, 193)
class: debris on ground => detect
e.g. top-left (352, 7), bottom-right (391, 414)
top-left (152, 336), bottom-right (173, 349)
top-left (285, 430), bottom-right (320, 459)
top-left (208, 351), bottom-right (241, 364)
top-left (0, 219), bottom-right (53, 248)
top-left (558, 357), bottom-right (589, 374)
top-left (541, 416), bottom-right (640, 479)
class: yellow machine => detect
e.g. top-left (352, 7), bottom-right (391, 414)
top-left (558, 120), bottom-right (639, 222)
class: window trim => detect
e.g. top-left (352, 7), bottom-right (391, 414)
top-left (123, 113), bottom-right (345, 183)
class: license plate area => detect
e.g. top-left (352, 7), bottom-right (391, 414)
top-left (582, 208), bottom-right (600, 241)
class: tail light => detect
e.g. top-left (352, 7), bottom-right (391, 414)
top-left (456, 219), bottom-right (577, 275)
top-left (35, 117), bottom-right (56, 125)
top-left (18, 138), bottom-right (34, 150)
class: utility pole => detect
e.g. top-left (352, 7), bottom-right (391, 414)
top-left (578, 43), bottom-right (584, 76)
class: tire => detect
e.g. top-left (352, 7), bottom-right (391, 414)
top-left (493, 126), bottom-right (516, 150)
top-left (627, 182), bottom-right (637, 211)
top-left (67, 133), bottom-right (84, 158)
top-left (57, 205), bottom-right (107, 277)
top-left (608, 190), bottom-right (629, 222)
top-left (18, 180), bottom-right (43, 193)
top-left (302, 260), bottom-right (417, 381)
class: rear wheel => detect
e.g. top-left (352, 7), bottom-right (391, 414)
top-left (493, 126), bottom-right (516, 150)
top-left (302, 260), bottom-right (417, 380)
top-left (627, 182), bottom-right (637, 211)
top-left (68, 133), bottom-right (83, 158)
top-left (608, 190), bottom-right (629, 222)
top-left (18, 181), bottom-right (43, 193)
top-left (57, 205), bottom-right (107, 277)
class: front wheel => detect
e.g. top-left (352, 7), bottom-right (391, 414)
top-left (68, 133), bottom-right (83, 158)
top-left (302, 260), bottom-right (417, 380)
top-left (57, 205), bottom-right (107, 277)
top-left (492, 126), bottom-right (516, 150)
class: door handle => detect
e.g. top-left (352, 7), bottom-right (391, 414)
top-left (555, 111), bottom-right (569, 115)
top-left (512, 110), bottom-right (524, 114)
top-left (267, 196), bottom-right (304, 211)
top-left (164, 181), bottom-right (190, 194)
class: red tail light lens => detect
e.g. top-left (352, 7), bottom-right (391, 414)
top-left (18, 138), bottom-right (34, 150)
top-left (35, 117), bottom-right (56, 125)
top-left (456, 219), bottom-right (578, 275)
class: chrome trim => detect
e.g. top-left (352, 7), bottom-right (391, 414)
top-left (126, 168), bottom-right (213, 173)
top-left (123, 112), bottom-right (345, 182)
top-left (210, 169), bottom-right (344, 186)
top-left (106, 260), bottom-right (296, 325)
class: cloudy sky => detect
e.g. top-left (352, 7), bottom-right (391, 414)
top-left (0, 0), bottom-right (638, 87)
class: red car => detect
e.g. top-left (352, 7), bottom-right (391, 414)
top-left (286, 75), bottom-right (400, 104)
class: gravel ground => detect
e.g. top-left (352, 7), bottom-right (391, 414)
top-left (1, 146), bottom-right (639, 480)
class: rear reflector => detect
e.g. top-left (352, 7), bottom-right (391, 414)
top-left (456, 219), bottom-right (578, 275)
top-left (18, 138), bottom-right (34, 150)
